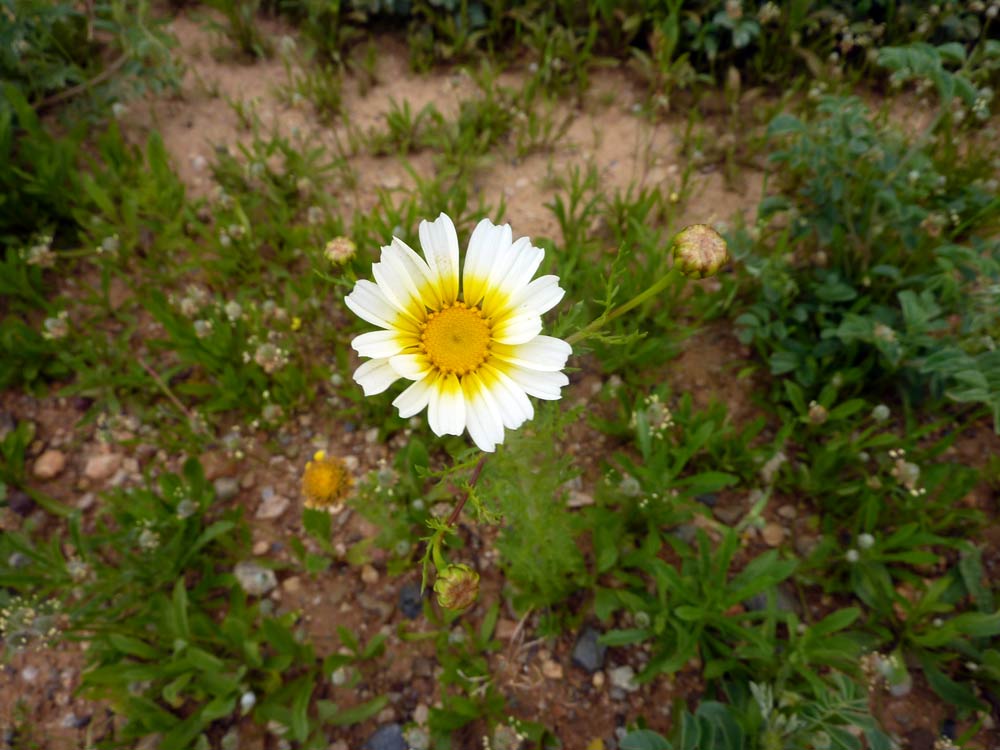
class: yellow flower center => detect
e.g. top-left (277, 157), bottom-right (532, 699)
top-left (420, 302), bottom-right (491, 376)
top-left (302, 451), bottom-right (352, 510)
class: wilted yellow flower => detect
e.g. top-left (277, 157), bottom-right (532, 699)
top-left (433, 563), bottom-right (480, 611)
top-left (301, 450), bottom-right (352, 510)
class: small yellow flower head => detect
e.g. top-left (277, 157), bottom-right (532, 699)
top-left (671, 224), bottom-right (730, 279)
top-left (433, 563), bottom-right (480, 612)
top-left (291, 316), bottom-right (302, 331)
top-left (324, 237), bottom-right (357, 265)
top-left (301, 450), bottom-right (352, 510)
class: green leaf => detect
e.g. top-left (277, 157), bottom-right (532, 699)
top-left (621, 730), bottom-right (672, 750)
top-left (328, 695), bottom-right (390, 726)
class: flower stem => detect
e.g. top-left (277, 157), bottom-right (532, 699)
top-left (446, 454), bottom-right (488, 527)
top-left (566, 265), bottom-right (680, 346)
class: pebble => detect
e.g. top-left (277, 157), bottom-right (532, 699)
top-left (412, 704), bottom-right (429, 725)
top-left (608, 665), bottom-right (638, 692)
top-left (361, 564), bottom-right (380, 584)
top-left (253, 541), bottom-right (269, 555)
top-left (397, 582), bottom-right (423, 619)
top-left (6, 489), bottom-right (35, 516)
top-left (240, 472), bottom-right (256, 489)
top-left (363, 723), bottom-right (406, 750)
top-left (256, 490), bottom-right (290, 520)
top-left (541, 659), bottom-right (564, 679)
top-left (33, 450), bottom-right (67, 480)
top-left (364, 428), bottom-right (379, 444)
top-left (214, 477), bottom-right (240, 502)
top-left (77, 492), bottom-right (96, 510)
top-left (234, 561), bottom-right (277, 596)
top-left (84, 453), bottom-right (123, 481)
top-left (744, 586), bottom-right (798, 614)
top-left (572, 626), bottom-right (607, 673)
top-left (282, 576), bottom-right (301, 594)
top-left (495, 618), bottom-right (518, 640)
top-left (329, 741), bottom-right (349, 750)
top-left (21, 666), bottom-right (39, 683)
top-left (713, 505), bottom-right (743, 525)
top-left (592, 672), bottom-right (605, 688)
top-left (776, 504), bottom-right (798, 520)
top-left (761, 522), bottom-right (785, 547)
top-left (695, 493), bottom-right (717, 508)
top-left (567, 490), bottom-right (594, 507)
top-left (61, 712), bottom-right (91, 729)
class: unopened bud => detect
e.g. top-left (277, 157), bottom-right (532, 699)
top-left (433, 564), bottom-right (479, 612)
top-left (671, 224), bottom-right (730, 279)
top-left (807, 401), bottom-right (828, 425)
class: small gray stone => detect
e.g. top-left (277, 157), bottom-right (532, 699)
top-left (695, 493), bottom-right (717, 507)
top-left (6, 489), bottom-right (35, 516)
top-left (234, 561), bottom-right (277, 596)
top-left (669, 524), bottom-right (698, 544)
top-left (214, 477), bottom-right (240, 501)
top-left (363, 723), bottom-right (405, 750)
top-left (743, 585), bottom-right (799, 615)
top-left (398, 582), bottom-right (423, 619)
top-left (256, 491), bottom-right (290, 520)
top-left (608, 665), bottom-right (638, 692)
top-left (571, 627), bottom-right (607, 673)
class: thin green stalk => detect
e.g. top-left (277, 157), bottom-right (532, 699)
top-left (567, 265), bottom-right (681, 346)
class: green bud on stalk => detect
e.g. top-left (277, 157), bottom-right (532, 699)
top-left (671, 224), bottom-right (730, 279)
top-left (433, 564), bottom-right (480, 612)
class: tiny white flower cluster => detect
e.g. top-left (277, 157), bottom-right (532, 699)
top-left (137, 520), bottom-right (161, 552)
top-left (0, 595), bottom-right (60, 652)
top-left (889, 448), bottom-right (926, 497)
top-left (630, 393), bottom-right (675, 438)
top-left (42, 311), bottom-right (69, 341)
top-left (22, 233), bottom-right (56, 268)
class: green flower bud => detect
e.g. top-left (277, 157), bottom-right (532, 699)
top-left (671, 224), bottom-right (730, 279)
top-left (433, 564), bottom-right (479, 612)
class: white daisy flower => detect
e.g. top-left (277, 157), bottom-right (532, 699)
top-left (344, 213), bottom-right (571, 452)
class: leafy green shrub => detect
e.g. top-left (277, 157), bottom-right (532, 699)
top-left (1, 0), bottom-right (178, 113)
top-left (734, 93), bottom-right (1000, 425)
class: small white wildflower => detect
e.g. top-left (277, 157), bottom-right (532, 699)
top-left (224, 301), bottom-right (243, 322)
top-left (871, 404), bottom-right (890, 422)
top-left (193, 320), bottom-right (213, 339)
top-left (845, 549), bottom-right (860, 563)
top-left (857, 533), bottom-right (875, 550)
top-left (240, 691), bottom-right (257, 713)
top-left (42, 312), bottom-right (69, 341)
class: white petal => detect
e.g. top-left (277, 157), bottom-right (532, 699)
top-left (463, 219), bottom-right (511, 307)
top-left (345, 279), bottom-right (406, 330)
top-left (353, 358), bottom-right (401, 396)
top-left (485, 236), bottom-right (532, 297)
top-left (372, 250), bottom-right (426, 322)
top-left (385, 237), bottom-right (437, 302)
top-left (419, 214), bottom-right (460, 305)
top-left (351, 329), bottom-right (410, 359)
top-left (491, 311), bottom-right (542, 345)
top-left (427, 374), bottom-right (466, 437)
top-left (505, 367), bottom-right (569, 400)
top-left (492, 335), bottom-right (572, 371)
top-left (389, 353), bottom-right (430, 381)
top-left (509, 275), bottom-right (565, 315)
top-left (393, 378), bottom-right (432, 418)
top-left (481, 364), bottom-right (533, 429)
top-left (462, 373), bottom-right (504, 452)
